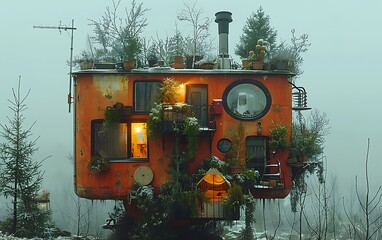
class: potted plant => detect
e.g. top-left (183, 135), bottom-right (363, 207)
top-left (269, 44), bottom-right (295, 70)
top-left (240, 168), bottom-right (260, 189)
top-left (289, 121), bottom-right (323, 164)
top-left (223, 183), bottom-right (244, 220)
top-left (101, 102), bottom-right (128, 133)
top-left (88, 154), bottom-right (110, 174)
top-left (74, 50), bottom-right (94, 70)
top-left (225, 157), bottom-right (242, 174)
top-left (269, 123), bottom-right (289, 150)
top-left (247, 39), bottom-right (267, 70)
top-left (121, 37), bottom-right (140, 71)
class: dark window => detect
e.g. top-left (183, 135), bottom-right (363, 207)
top-left (246, 136), bottom-right (269, 175)
top-left (222, 80), bottom-right (271, 121)
top-left (92, 121), bottom-right (148, 162)
top-left (187, 85), bottom-right (208, 127)
top-left (134, 81), bottom-right (161, 113)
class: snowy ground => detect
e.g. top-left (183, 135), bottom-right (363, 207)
top-left (0, 233), bottom-right (94, 240)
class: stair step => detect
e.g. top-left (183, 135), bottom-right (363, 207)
top-left (266, 164), bottom-right (279, 167)
top-left (263, 173), bottom-right (280, 177)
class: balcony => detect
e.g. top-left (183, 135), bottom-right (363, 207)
top-left (162, 103), bottom-right (216, 132)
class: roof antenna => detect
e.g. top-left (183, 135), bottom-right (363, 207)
top-left (33, 20), bottom-right (77, 113)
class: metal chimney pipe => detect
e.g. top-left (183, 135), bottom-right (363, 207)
top-left (215, 11), bottom-right (233, 57)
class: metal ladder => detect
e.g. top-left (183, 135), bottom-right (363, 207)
top-left (263, 160), bottom-right (281, 179)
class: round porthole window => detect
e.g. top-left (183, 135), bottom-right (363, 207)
top-left (222, 80), bottom-right (271, 121)
top-left (217, 138), bottom-right (232, 153)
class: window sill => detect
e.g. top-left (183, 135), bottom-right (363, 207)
top-left (110, 158), bottom-right (149, 163)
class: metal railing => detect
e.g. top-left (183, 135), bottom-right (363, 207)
top-left (162, 104), bottom-right (215, 130)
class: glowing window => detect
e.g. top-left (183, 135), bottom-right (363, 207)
top-left (222, 80), bottom-right (271, 121)
top-left (92, 121), bottom-right (148, 161)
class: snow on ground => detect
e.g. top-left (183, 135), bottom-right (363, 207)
top-left (0, 233), bottom-right (92, 240)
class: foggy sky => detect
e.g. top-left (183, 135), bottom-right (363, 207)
top-left (1, 0), bottom-right (382, 211)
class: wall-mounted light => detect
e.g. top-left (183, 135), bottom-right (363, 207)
top-left (256, 121), bottom-right (263, 135)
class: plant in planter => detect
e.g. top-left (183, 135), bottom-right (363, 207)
top-left (73, 50), bottom-right (94, 70)
top-left (240, 168), bottom-right (260, 189)
top-left (223, 183), bottom-right (244, 220)
top-left (101, 102), bottom-right (125, 133)
top-left (269, 43), bottom-right (294, 71)
top-left (170, 28), bottom-right (185, 59)
top-left (147, 49), bottom-right (158, 67)
top-left (247, 39), bottom-right (267, 70)
top-left (289, 111), bottom-right (329, 167)
top-left (290, 122), bottom-right (322, 162)
top-left (121, 36), bottom-right (141, 70)
top-left (225, 157), bottom-right (242, 174)
top-left (88, 154), bottom-right (110, 174)
top-left (269, 123), bottom-right (289, 150)
top-left (147, 77), bottom-right (181, 137)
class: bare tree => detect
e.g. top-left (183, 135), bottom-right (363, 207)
top-left (177, 2), bottom-right (213, 68)
top-left (303, 159), bottom-right (337, 239)
top-left (88, 0), bottom-right (149, 62)
top-left (344, 139), bottom-right (382, 239)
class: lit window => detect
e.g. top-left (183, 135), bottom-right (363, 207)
top-left (222, 80), bottom-right (271, 121)
top-left (92, 121), bottom-right (148, 161)
top-left (134, 81), bottom-right (161, 113)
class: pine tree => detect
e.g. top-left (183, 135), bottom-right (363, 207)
top-left (0, 77), bottom-right (51, 237)
top-left (168, 28), bottom-right (185, 61)
top-left (235, 7), bottom-right (278, 59)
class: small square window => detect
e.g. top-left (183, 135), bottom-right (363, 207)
top-left (134, 81), bottom-right (161, 113)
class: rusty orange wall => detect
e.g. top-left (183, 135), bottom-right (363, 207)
top-left (74, 72), bottom-right (292, 199)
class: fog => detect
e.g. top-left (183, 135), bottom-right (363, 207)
top-left (1, 0), bottom-right (382, 236)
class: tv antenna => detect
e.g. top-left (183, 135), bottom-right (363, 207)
top-left (33, 20), bottom-right (77, 113)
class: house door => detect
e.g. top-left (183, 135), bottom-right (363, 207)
top-left (187, 85), bottom-right (208, 127)
top-left (246, 136), bottom-right (269, 178)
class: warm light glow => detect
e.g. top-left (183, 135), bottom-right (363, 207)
top-left (135, 127), bottom-right (141, 133)
top-left (178, 83), bottom-right (186, 100)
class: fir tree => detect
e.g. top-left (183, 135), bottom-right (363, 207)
top-left (168, 28), bottom-right (185, 61)
top-left (0, 77), bottom-right (51, 237)
top-left (235, 7), bottom-right (277, 59)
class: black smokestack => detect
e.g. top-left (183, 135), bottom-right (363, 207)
top-left (215, 11), bottom-right (233, 57)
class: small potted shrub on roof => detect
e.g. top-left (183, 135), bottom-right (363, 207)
top-left (269, 43), bottom-right (294, 71)
top-left (74, 50), bottom-right (94, 70)
top-left (248, 39), bottom-right (267, 70)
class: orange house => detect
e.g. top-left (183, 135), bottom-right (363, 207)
top-left (73, 67), bottom-right (295, 201)
top-left (71, 11), bottom-right (309, 220)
